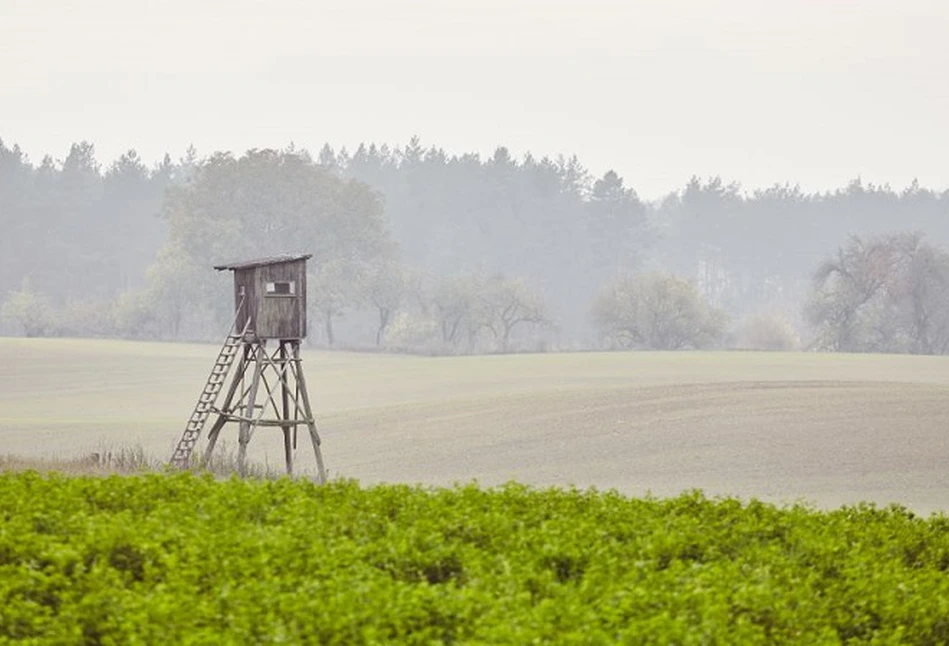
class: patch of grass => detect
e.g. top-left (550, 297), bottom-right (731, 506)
top-left (0, 442), bottom-right (283, 479)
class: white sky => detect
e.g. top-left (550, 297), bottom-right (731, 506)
top-left (2, 0), bottom-right (947, 198)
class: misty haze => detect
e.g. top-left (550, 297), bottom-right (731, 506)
top-left (3, 2), bottom-right (949, 641)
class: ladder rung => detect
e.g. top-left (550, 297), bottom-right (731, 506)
top-left (170, 322), bottom-right (251, 469)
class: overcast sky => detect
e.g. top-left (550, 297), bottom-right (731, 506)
top-left (2, 0), bottom-right (947, 199)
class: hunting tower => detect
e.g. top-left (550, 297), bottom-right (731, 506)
top-left (170, 254), bottom-right (326, 481)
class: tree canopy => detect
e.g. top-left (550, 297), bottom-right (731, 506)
top-left (2, 135), bottom-right (949, 354)
top-left (154, 148), bottom-right (391, 339)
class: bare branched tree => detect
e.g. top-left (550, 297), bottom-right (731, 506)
top-left (360, 257), bottom-right (408, 345)
top-left (431, 275), bottom-right (479, 347)
top-left (805, 233), bottom-right (949, 354)
top-left (479, 276), bottom-right (548, 352)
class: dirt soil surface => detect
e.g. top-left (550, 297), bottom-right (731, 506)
top-left (3, 338), bottom-right (949, 512)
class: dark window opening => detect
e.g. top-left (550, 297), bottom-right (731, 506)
top-left (265, 281), bottom-right (296, 296)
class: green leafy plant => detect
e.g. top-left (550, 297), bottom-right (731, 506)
top-left (2, 474), bottom-right (949, 644)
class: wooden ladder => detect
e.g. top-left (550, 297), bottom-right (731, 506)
top-left (170, 319), bottom-right (250, 469)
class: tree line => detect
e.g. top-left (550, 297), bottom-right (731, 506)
top-left (1, 137), bottom-right (948, 354)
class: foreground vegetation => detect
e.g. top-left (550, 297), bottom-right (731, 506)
top-left (5, 473), bottom-right (949, 644)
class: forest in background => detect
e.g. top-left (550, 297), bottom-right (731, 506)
top-left (2, 136), bottom-right (948, 354)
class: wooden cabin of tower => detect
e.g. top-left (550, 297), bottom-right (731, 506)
top-left (214, 254), bottom-right (311, 339)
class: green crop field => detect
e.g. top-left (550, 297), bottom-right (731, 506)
top-left (5, 473), bottom-right (949, 644)
top-left (3, 337), bottom-right (949, 512)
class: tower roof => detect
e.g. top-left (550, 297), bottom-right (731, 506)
top-left (213, 253), bottom-right (312, 271)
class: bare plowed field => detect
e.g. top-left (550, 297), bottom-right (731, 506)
top-left (3, 338), bottom-right (949, 511)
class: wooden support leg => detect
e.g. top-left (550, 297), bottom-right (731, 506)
top-left (280, 342), bottom-right (293, 476)
top-left (202, 347), bottom-right (249, 468)
top-left (238, 341), bottom-right (265, 477)
top-left (292, 342), bottom-right (327, 484)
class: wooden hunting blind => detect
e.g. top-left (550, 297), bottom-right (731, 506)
top-left (218, 254), bottom-right (309, 340)
top-left (170, 253), bottom-right (326, 481)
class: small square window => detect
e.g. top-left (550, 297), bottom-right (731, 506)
top-left (265, 281), bottom-right (296, 296)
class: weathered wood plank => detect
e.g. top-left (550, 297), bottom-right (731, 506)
top-left (292, 341), bottom-right (326, 483)
top-left (237, 341), bottom-right (265, 476)
top-left (280, 342), bottom-right (293, 475)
